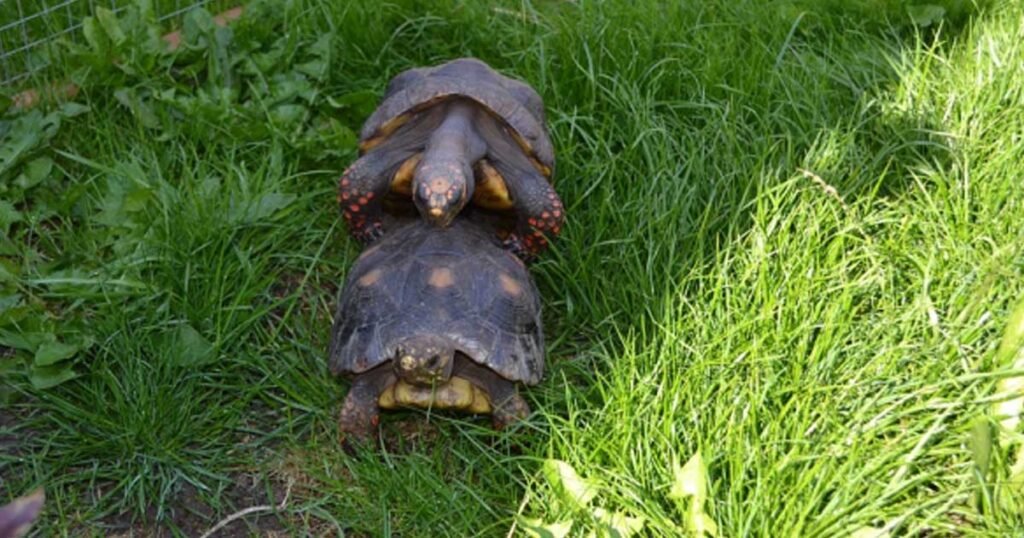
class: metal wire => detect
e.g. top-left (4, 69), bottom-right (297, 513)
top-left (0, 0), bottom-right (222, 85)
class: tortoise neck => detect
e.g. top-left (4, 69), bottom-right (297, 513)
top-left (426, 100), bottom-right (485, 156)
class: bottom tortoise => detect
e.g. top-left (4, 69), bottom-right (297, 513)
top-left (328, 216), bottom-right (545, 442)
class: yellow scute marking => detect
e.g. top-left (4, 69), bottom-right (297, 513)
top-left (498, 273), bottom-right (522, 296)
top-left (357, 268), bottom-right (383, 287)
top-left (428, 267), bottom-right (455, 288)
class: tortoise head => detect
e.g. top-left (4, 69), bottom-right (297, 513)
top-left (393, 334), bottom-right (456, 387)
top-left (412, 163), bottom-right (473, 228)
top-left (412, 99), bottom-right (484, 228)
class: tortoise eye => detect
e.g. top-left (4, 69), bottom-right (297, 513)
top-left (427, 355), bottom-right (440, 368)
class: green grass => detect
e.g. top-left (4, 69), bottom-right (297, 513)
top-left (2, 0), bottom-right (1024, 535)
top-left (0, 0), bottom-right (236, 83)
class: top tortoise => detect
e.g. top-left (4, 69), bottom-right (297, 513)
top-left (337, 58), bottom-right (564, 261)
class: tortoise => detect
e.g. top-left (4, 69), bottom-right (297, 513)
top-left (328, 215), bottom-right (544, 441)
top-left (337, 57), bottom-right (564, 261)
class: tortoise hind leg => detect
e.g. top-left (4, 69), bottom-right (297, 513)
top-left (489, 382), bottom-right (530, 430)
top-left (475, 115), bottom-right (564, 262)
top-left (501, 169), bottom-right (564, 263)
top-left (454, 359), bottom-right (530, 429)
top-left (339, 367), bottom-right (396, 445)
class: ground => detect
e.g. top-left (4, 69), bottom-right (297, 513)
top-left (2, 0), bottom-right (1024, 536)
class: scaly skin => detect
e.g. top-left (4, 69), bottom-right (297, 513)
top-left (338, 149), bottom-right (415, 244)
top-left (411, 100), bottom-right (486, 227)
top-left (502, 180), bottom-right (565, 262)
top-left (338, 367), bottom-right (396, 446)
top-left (475, 113), bottom-right (565, 262)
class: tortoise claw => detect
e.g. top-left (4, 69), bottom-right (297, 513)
top-left (502, 234), bottom-right (537, 264)
top-left (353, 221), bottom-right (385, 245)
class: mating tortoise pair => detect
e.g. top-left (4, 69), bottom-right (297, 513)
top-left (329, 59), bottom-right (562, 442)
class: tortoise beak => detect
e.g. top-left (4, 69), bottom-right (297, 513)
top-left (424, 204), bottom-right (457, 227)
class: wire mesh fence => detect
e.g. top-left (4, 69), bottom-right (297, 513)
top-left (0, 0), bottom-right (228, 85)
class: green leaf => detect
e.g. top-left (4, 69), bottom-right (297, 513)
top-left (137, 0), bottom-right (156, 22)
top-left (82, 16), bottom-right (110, 55)
top-left (270, 104), bottom-right (307, 128)
top-left (0, 294), bottom-right (21, 312)
top-left (59, 102), bottom-right (91, 118)
top-left (518, 517), bottom-right (572, 538)
top-left (0, 330), bottom-right (50, 352)
top-left (296, 33), bottom-right (332, 81)
top-left (123, 186), bottom-right (154, 212)
top-left (326, 89), bottom-right (378, 109)
top-left (29, 363), bottom-right (79, 389)
top-left (542, 459), bottom-right (599, 510)
top-left (326, 89), bottom-right (379, 124)
top-left (906, 4), bottom-right (945, 27)
top-left (165, 324), bottom-right (215, 367)
top-left (0, 260), bottom-right (18, 284)
top-left (694, 513), bottom-right (718, 537)
top-left (34, 341), bottom-right (81, 366)
top-left (300, 117), bottom-right (358, 161)
top-left (306, 31), bottom-right (332, 60)
top-left (0, 110), bottom-right (61, 179)
top-left (669, 452), bottom-right (717, 537)
top-left (997, 297), bottom-right (1024, 364)
top-left (95, 7), bottom-right (127, 46)
top-left (183, 7), bottom-right (217, 46)
top-left (295, 59), bottom-right (327, 81)
top-left (0, 300), bottom-right (34, 327)
top-left (230, 192), bottom-right (296, 224)
top-left (593, 507), bottom-right (645, 538)
top-left (269, 71), bottom-right (315, 105)
top-left (994, 297), bottom-right (1024, 431)
top-left (0, 201), bottom-right (22, 236)
top-left (15, 157), bottom-right (53, 190)
top-left (669, 451), bottom-right (707, 501)
top-left (114, 88), bottom-right (161, 129)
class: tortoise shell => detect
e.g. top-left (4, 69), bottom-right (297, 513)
top-left (358, 57), bottom-right (555, 179)
top-left (328, 217), bottom-right (544, 385)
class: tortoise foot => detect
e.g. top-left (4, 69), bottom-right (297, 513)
top-left (502, 234), bottom-right (537, 264)
top-left (338, 392), bottom-right (380, 447)
top-left (491, 393), bottom-right (530, 430)
top-left (353, 220), bottom-right (385, 244)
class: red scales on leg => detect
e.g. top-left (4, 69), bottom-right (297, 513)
top-left (337, 160), bottom-right (393, 243)
top-left (503, 180), bottom-right (566, 262)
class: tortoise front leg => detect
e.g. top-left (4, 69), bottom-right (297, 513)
top-left (338, 149), bottom-right (415, 244)
top-left (339, 367), bottom-right (396, 446)
top-left (489, 159), bottom-right (565, 262)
